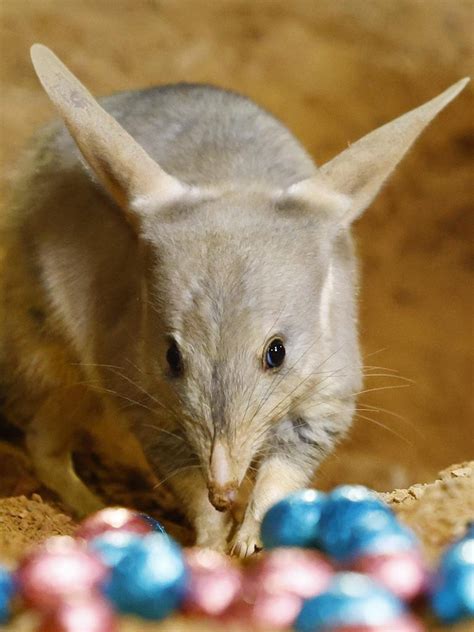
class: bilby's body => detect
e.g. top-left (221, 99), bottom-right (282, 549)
top-left (0, 45), bottom-right (467, 555)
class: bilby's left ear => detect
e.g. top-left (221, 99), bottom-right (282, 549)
top-left (285, 78), bottom-right (469, 226)
top-left (30, 44), bottom-right (188, 230)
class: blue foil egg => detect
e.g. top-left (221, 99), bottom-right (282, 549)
top-left (0, 566), bottom-right (15, 624)
top-left (317, 485), bottom-right (410, 562)
top-left (260, 489), bottom-right (327, 549)
top-left (464, 522), bottom-right (474, 539)
top-left (431, 533), bottom-right (474, 623)
top-left (294, 571), bottom-right (406, 632)
top-left (343, 518), bottom-right (417, 563)
top-left (90, 531), bottom-right (187, 620)
top-left (138, 513), bottom-right (167, 536)
top-left (440, 537), bottom-right (474, 575)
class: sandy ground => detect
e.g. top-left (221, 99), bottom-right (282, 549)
top-left (0, 0), bottom-right (472, 491)
top-left (1, 461), bottom-right (473, 631)
top-left (0, 2), bottom-right (473, 630)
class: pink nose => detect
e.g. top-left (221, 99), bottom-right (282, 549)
top-left (208, 482), bottom-right (238, 512)
top-left (208, 439), bottom-right (237, 511)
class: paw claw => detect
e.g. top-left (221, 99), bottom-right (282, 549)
top-left (230, 536), bottom-right (261, 558)
top-left (229, 520), bottom-right (262, 558)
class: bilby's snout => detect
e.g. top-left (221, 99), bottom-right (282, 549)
top-left (208, 481), bottom-right (238, 512)
top-left (208, 439), bottom-right (238, 512)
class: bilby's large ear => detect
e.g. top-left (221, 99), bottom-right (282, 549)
top-left (286, 78), bottom-right (469, 226)
top-left (30, 44), bottom-right (187, 225)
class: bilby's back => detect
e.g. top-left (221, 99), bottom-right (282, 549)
top-left (36, 83), bottom-right (316, 194)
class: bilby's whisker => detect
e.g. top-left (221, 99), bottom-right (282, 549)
top-left (353, 412), bottom-right (412, 446)
top-left (257, 346), bottom-right (346, 427)
top-left (140, 423), bottom-right (187, 444)
top-left (360, 373), bottom-right (415, 383)
top-left (244, 334), bottom-right (325, 431)
top-left (73, 382), bottom-right (158, 414)
top-left (240, 305), bottom-right (288, 431)
top-left (352, 384), bottom-right (411, 397)
top-left (362, 347), bottom-right (389, 360)
top-left (153, 464), bottom-right (202, 492)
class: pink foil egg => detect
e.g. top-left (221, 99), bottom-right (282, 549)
top-left (75, 507), bottom-right (153, 540)
top-left (224, 548), bottom-right (333, 630)
top-left (224, 589), bottom-right (302, 630)
top-left (37, 596), bottom-right (117, 632)
top-left (246, 547), bottom-right (333, 599)
top-left (331, 614), bottom-right (425, 631)
top-left (17, 536), bottom-right (108, 610)
top-left (182, 548), bottom-right (242, 616)
top-left (351, 551), bottom-right (428, 602)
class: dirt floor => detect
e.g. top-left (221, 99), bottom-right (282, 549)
top-left (1, 460), bottom-right (473, 631)
top-left (0, 1), bottom-right (473, 630)
top-left (0, 0), bottom-right (473, 489)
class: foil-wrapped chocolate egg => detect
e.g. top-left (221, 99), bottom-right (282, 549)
top-left (225, 588), bottom-right (302, 630)
top-left (317, 486), bottom-right (416, 562)
top-left (462, 521), bottom-right (474, 540)
top-left (76, 507), bottom-right (165, 540)
top-left (90, 531), bottom-right (187, 620)
top-left (17, 536), bottom-right (108, 611)
top-left (438, 532), bottom-right (474, 575)
top-left (352, 550), bottom-right (428, 602)
top-left (347, 522), bottom-right (418, 562)
top-left (329, 615), bottom-right (425, 632)
top-left (260, 489), bottom-right (327, 549)
top-left (37, 596), bottom-right (117, 632)
top-left (431, 534), bottom-right (474, 623)
top-left (0, 565), bottom-right (15, 624)
top-left (294, 572), bottom-right (406, 632)
top-left (223, 548), bottom-right (333, 630)
top-left (138, 512), bottom-right (167, 535)
top-left (182, 548), bottom-right (242, 617)
top-left (246, 548), bottom-right (333, 600)
top-left (351, 549), bottom-right (430, 602)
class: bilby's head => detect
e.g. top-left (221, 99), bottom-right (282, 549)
top-left (30, 44), bottom-right (468, 510)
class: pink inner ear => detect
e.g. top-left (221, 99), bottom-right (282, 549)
top-left (30, 43), bottom-right (188, 218)
top-left (284, 176), bottom-right (352, 219)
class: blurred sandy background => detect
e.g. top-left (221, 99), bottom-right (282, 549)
top-left (0, 0), bottom-right (472, 494)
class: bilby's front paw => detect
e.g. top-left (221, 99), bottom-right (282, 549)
top-left (195, 512), bottom-right (232, 553)
top-left (196, 533), bottom-right (228, 553)
top-left (230, 516), bottom-right (262, 558)
top-left (76, 496), bottom-right (105, 518)
top-left (61, 485), bottom-right (105, 519)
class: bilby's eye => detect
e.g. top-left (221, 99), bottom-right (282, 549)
top-left (264, 338), bottom-right (286, 369)
top-left (166, 340), bottom-right (183, 377)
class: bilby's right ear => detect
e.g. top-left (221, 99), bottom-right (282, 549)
top-left (30, 44), bottom-right (187, 229)
top-left (283, 77), bottom-right (469, 227)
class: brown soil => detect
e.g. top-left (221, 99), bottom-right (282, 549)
top-left (0, 0), bottom-right (472, 491)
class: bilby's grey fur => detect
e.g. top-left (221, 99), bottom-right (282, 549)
top-left (0, 44), bottom-right (468, 556)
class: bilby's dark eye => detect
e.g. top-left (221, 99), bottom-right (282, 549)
top-left (166, 340), bottom-right (183, 377)
top-left (265, 338), bottom-right (286, 369)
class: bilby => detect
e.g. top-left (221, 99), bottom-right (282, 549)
top-left (0, 44), bottom-right (468, 556)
